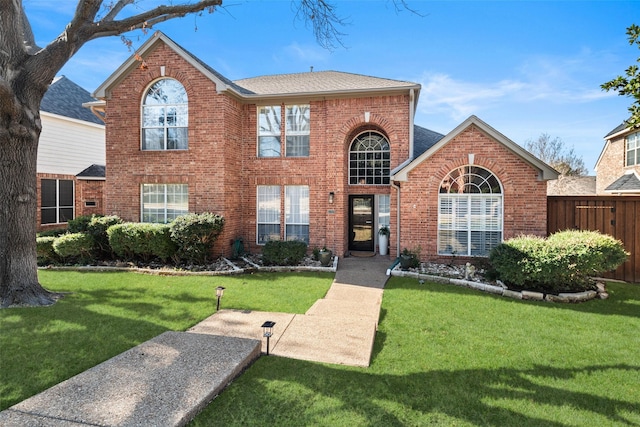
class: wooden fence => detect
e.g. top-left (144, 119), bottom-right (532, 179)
top-left (547, 196), bottom-right (640, 283)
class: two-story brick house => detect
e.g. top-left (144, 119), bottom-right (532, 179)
top-left (92, 31), bottom-right (557, 262)
top-left (595, 123), bottom-right (640, 194)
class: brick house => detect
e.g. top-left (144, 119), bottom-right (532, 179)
top-left (37, 76), bottom-right (106, 232)
top-left (595, 123), bottom-right (640, 194)
top-left (92, 31), bottom-right (557, 261)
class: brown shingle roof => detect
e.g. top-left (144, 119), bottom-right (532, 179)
top-left (233, 71), bottom-right (418, 95)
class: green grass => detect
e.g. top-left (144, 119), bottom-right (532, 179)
top-left (190, 277), bottom-right (640, 426)
top-left (0, 270), bottom-right (333, 410)
top-left (3, 271), bottom-right (640, 426)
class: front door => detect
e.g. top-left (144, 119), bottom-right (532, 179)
top-left (349, 195), bottom-right (374, 252)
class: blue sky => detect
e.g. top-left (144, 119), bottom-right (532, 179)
top-left (24, 0), bottom-right (640, 173)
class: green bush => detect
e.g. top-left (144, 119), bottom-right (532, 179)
top-left (36, 236), bottom-right (58, 265)
top-left (262, 240), bottom-right (308, 266)
top-left (169, 213), bottom-right (225, 264)
top-left (52, 233), bottom-right (94, 263)
top-left (489, 230), bottom-right (628, 293)
top-left (87, 215), bottom-right (122, 258)
top-left (36, 228), bottom-right (67, 238)
top-left (107, 223), bottom-right (176, 263)
top-left (67, 215), bottom-right (95, 233)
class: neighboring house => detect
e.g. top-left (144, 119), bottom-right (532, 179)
top-left (595, 123), bottom-right (640, 194)
top-left (91, 31), bottom-right (557, 261)
top-left (37, 76), bottom-right (106, 232)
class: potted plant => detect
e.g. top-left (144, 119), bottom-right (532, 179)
top-left (319, 247), bottom-right (333, 267)
top-left (400, 247), bottom-right (419, 270)
top-left (378, 225), bottom-right (390, 256)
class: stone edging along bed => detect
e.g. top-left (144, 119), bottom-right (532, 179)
top-left (390, 266), bottom-right (609, 303)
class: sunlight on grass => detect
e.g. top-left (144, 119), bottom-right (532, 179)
top-left (0, 270), bottom-right (332, 411)
top-left (191, 277), bottom-right (640, 426)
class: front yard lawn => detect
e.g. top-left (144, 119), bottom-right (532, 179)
top-left (191, 277), bottom-right (640, 426)
top-left (2, 271), bottom-right (639, 426)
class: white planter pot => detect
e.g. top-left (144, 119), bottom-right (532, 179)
top-left (378, 234), bottom-right (388, 256)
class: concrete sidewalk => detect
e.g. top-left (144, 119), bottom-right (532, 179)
top-left (0, 254), bottom-right (391, 426)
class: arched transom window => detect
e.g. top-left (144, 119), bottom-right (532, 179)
top-left (142, 78), bottom-right (188, 150)
top-left (349, 131), bottom-right (391, 185)
top-left (438, 165), bottom-right (503, 256)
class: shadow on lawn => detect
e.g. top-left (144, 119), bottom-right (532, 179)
top-left (0, 282), bottom-right (213, 411)
top-left (200, 358), bottom-right (640, 426)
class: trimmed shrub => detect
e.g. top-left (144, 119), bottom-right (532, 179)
top-left (262, 240), bottom-right (308, 266)
top-left (52, 233), bottom-right (94, 263)
top-left (67, 215), bottom-right (95, 233)
top-left (37, 228), bottom-right (67, 238)
top-left (36, 236), bottom-right (58, 265)
top-left (489, 230), bottom-right (628, 293)
top-left (87, 215), bottom-right (122, 258)
top-left (169, 213), bottom-right (225, 264)
top-left (107, 223), bottom-right (176, 262)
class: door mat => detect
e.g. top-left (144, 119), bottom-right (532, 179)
top-left (349, 251), bottom-right (376, 257)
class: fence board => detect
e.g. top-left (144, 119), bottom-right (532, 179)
top-left (547, 196), bottom-right (640, 283)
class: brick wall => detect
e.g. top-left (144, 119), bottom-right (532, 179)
top-left (36, 173), bottom-right (105, 232)
top-left (394, 124), bottom-right (549, 263)
top-left (104, 39), bottom-right (411, 257)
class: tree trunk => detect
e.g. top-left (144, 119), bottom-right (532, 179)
top-left (0, 94), bottom-right (62, 307)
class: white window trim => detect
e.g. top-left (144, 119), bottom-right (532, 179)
top-left (140, 183), bottom-right (188, 223)
top-left (141, 78), bottom-right (189, 151)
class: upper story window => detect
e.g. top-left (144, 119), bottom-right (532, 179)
top-left (258, 105), bottom-right (310, 157)
top-left (142, 79), bottom-right (188, 150)
top-left (626, 132), bottom-right (640, 166)
top-left (349, 131), bottom-right (391, 185)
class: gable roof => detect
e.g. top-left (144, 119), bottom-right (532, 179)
top-left (413, 124), bottom-right (445, 158)
top-left (604, 171), bottom-right (640, 193)
top-left (41, 76), bottom-right (104, 125)
top-left (93, 31), bottom-right (420, 103)
top-left (392, 115), bottom-right (559, 182)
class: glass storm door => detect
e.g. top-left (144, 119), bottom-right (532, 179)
top-left (349, 195), bottom-right (374, 251)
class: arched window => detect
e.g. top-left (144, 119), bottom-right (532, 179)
top-left (142, 78), bottom-right (188, 150)
top-left (349, 131), bottom-right (390, 185)
top-left (438, 165), bottom-right (503, 256)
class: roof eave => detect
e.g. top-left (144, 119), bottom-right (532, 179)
top-left (392, 115), bottom-right (559, 182)
top-left (234, 85), bottom-right (421, 103)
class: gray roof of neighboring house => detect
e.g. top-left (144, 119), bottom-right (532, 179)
top-left (604, 173), bottom-right (640, 192)
top-left (41, 76), bottom-right (104, 125)
top-left (413, 125), bottom-right (445, 158)
top-left (76, 164), bottom-right (106, 178)
top-left (233, 71), bottom-right (419, 95)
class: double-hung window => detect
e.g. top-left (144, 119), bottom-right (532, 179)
top-left (285, 105), bottom-right (310, 156)
top-left (142, 79), bottom-right (188, 150)
top-left (626, 132), bottom-right (640, 166)
top-left (257, 185), bottom-right (281, 244)
top-left (257, 185), bottom-right (309, 244)
top-left (438, 166), bottom-right (502, 256)
top-left (41, 179), bottom-right (74, 224)
top-left (141, 184), bottom-right (188, 223)
top-left (258, 105), bottom-right (310, 157)
top-left (285, 186), bottom-right (309, 243)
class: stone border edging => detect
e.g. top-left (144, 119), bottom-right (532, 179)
top-left (39, 256), bottom-right (339, 276)
top-left (390, 266), bottom-right (607, 303)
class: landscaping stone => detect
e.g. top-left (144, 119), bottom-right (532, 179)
top-left (521, 290), bottom-right (545, 301)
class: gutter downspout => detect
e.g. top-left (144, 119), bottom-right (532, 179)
top-left (409, 89), bottom-right (415, 160)
top-left (391, 181), bottom-right (401, 257)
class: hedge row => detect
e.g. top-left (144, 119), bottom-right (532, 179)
top-left (489, 230), bottom-right (628, 293)
top-left (37, 213), bottom-right (224, 265)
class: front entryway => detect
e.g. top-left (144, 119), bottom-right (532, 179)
top-left (349, 195), bottom-right (374, 252)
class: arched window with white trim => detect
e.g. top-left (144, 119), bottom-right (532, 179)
top-left (142, 78), bottom-right (188, 150)
top-left (438, 165), bottom-right (503, 256)
top-left (349, 131), bottom-right (390, 185)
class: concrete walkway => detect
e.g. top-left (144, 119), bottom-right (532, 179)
top-left (0, 255), bottom-right (390, 426)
